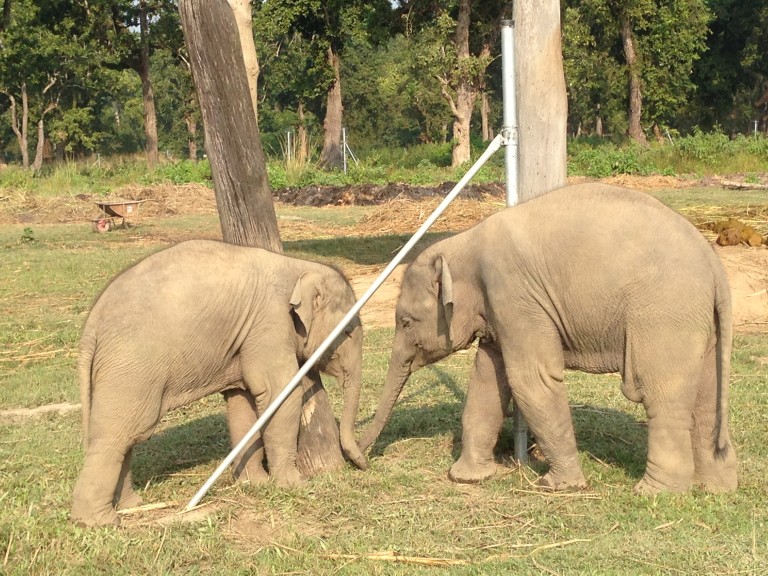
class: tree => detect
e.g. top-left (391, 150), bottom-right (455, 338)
top-left (0, 0), bottom-right (111, 168)
top-left (562, 0), bottom-right (711, 142)
top-left (397, 0), bottom-right (508, 166)
top-left (179, 0), bottom-right (347, 481)
top-left (515, 0), bottom-right (568, 199)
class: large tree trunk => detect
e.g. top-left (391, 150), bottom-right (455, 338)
top-left (228, 0), bottom-right (260, 125)
top-left (620, 16), bottom-right (647, 145)
top-left (319, 46), bottom-right (344, 170)
top-left (514, 0), bottom-right (568, 201)
top-left (179, 0), bottom-right (345, 480)
top-left (138, 6), bottom-right (159, 168)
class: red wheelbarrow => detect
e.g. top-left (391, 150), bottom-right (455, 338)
top-left (92, 199), bottom-right (145, 233)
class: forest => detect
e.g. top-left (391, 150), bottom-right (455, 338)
top-left (0, 0), bottom-right (766, 171)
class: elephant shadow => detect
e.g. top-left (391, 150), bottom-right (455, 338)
top-left (130, 413), bottom-right (233, 489)
top-left (494, 405), bottom-right (648, 480)
top-left (366, 362), bottom-right (648, 481)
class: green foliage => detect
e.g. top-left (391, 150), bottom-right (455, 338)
top-left (20, 227), bottom-right (35, 243)
top-left (568, 132), bottom-right (768, 177)
top-left (148, 160), bottom-right (213, 186)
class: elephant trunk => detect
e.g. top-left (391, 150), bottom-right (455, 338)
top-left (339, 359), bottom-right (369, 470)
top-left (357, 348), bottom-right (413, 453)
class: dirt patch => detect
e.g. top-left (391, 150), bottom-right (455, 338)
top-left (0, 402), bottom-right (80, 423)
top-left (715, 245), bottom-right (768, 331)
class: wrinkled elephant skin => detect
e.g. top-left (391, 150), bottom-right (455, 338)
top-left (359, 183), bottom-right (738, 495)
top-left (71, 240), bottom-right (367, 526)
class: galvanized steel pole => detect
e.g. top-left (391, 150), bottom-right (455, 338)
top-left (501, 19), bottom-right (529, 465)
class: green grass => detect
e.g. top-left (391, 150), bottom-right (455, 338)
top-left (1, 189), bottom-right (767, 574)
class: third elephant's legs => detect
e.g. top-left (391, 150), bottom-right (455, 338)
top-left (449, 342), bottom-right (511, 483)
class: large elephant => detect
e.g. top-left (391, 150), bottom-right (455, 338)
top-left (359, 183), bottom-right (738, 494)
top-left (71, 240), bottom-right (368, 526)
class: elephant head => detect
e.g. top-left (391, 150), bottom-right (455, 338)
top-left (289, 271), bottom-right (369, 470)
top-left (358, 249), bottom-right (484, 452)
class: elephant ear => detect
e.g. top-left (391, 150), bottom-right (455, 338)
top-left (290, 273), bottom-right (322, 335)
top-left (434, 255), bottom-right (455, 342)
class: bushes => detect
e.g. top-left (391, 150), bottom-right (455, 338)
top-left (568, 131), bottom-right (768, 177)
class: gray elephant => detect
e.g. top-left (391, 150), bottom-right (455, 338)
top-left (71, 240), bottom-right (368, 526)
top-left (359, 183), bottom-right (737, 495)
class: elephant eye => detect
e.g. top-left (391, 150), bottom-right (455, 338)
top-left (401, 316), bottom-right (414, 331)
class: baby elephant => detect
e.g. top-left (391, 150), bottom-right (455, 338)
top-left (72, 240), bottom-right (367, 526)
top-left (359, 183), bottom-right (738, 495)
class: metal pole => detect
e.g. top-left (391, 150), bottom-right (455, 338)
top-left (186, 134), bottom-right (505, 511)
top-left (342, 128), bottom-right (348, 174)
top-left (287, 131), bottom-right (292, 162)
top-left (501, 18), bottom-right (529, 465)
top-left (501, 20), bottom-right (519, 207)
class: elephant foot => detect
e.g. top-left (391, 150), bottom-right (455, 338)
top-left (232, 462), bottom-right (270, 486)
top-left (693, 467), bottom-right (737, 494)
top-left (633, 473), bottom-right (690, 495)
top-left (271, 465), bottom-right (305, 488)
top-left (115, 490), bottom-right (143, 511)
top-left (71, 502), bottom-right (120, 527)
top-left (448, 457), bottom-right (497, 484)
top-left (693, 446), bottom-right (738, 494)
top-left (538, 469), bottom-right (587, 491)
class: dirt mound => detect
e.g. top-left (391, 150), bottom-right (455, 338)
top-left (274, 182), bottom-right (505, 206)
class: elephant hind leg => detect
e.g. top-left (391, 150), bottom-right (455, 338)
top-left (72, 440), bottom-right (128, 526)
top-left (113, 448), bottom-right (143, 510)
top-left (691, 344), bottom-right (738, 493)
top-left (633, 349), bottom-right (701, 494)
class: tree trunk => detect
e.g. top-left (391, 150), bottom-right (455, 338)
top-left (179, 0), bottom-right (345, 480)
top-left (138, 6), bottom-right (160, 168)
top-left (184, 114), bottom-right (198, 160)
top-left (32, 99), bottom-right (57, 172)
top-left (32, 118), bottom-right (45, 172)
top-left (228, 0), bottom-right (260, 125)
top-left (481, 92), bottom-right (493, 141)
top-left (449, 0), bottom-right (476, 167)
top-left (319, 46), bottom-right (344, 170)
top-left (297, 102), bottom-right (308, 166)
top-left (620, 16), bottom-right (647, 145)
top-left (4, 86), bottom-right (30, 169)
top-left (514, 0), bottom-right (568, 201)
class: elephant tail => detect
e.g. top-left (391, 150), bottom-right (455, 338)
top-left (713, 265), bottom-right (733, 458)
top-left (77, 322), bottom-right (97, 450)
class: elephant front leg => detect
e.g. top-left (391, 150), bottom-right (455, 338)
top-left (241, 345), bottom-right (304, 488)
top-left (449, 343), bottom-right (511, 483)
top-left (223, 388), bottom-right (269, 485)
top-left (502, 341), bottom-right (586, 490)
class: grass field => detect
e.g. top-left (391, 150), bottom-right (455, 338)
top-left (1, 189), bottom-right (767, 575)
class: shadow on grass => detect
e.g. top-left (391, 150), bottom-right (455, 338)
top-left (284, 232), bottom-right (452, 266)
top-left (131, 413), bottom-right (232, 489)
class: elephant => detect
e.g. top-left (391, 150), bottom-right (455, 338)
top-left (358, 183), bottom-right (738, 495)
top-left (71, 239), bottom-right (368, 526)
